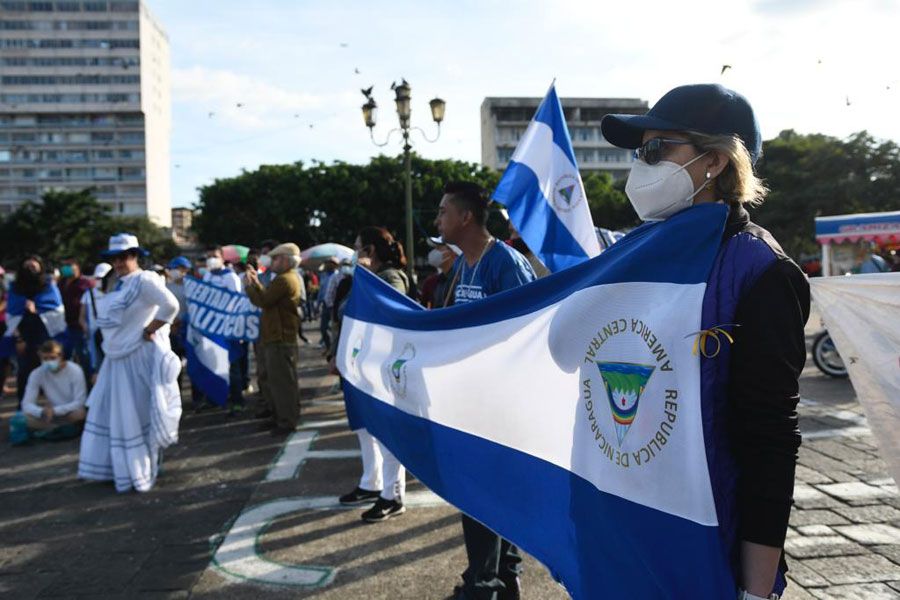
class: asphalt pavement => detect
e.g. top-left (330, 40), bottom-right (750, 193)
top-left (1, 319), bottom-right (899, 599)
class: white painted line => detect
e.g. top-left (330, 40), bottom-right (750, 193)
top-left (211, 491), bottom-right (448, 587)
top-left (308, 399), bottom-right (346, 407)
top-left (212, 498), bottom-right (337, 587)
top-left (299, 419), bottom-right (347, 430)
top-left (804, 426), bottom-right (872, 440)
top-left (307, 450), bottom-right (361, 459)
top-left (265, 431), bottom-right (316, 482)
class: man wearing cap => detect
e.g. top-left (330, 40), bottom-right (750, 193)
top-left (78, 233), bottom-right (182, 493)
top-left (165, 256), bottom-right (192, 363)
top-left (79, 262), bottom-right (114, 379)
top-left (421, 236), bottom-right (461, 309)
top-left (244, 243), bottom-right (303, 433)
top-left (599, 84), bottom-right (809, 600)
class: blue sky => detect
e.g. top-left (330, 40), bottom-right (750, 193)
top-left (146, 0), bottom-right (900, 208)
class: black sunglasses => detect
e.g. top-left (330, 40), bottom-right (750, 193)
top-left (634, 138), bottom-right (695, 166)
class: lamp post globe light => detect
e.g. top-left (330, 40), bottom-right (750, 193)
top-left (362, 80), bottom-right (445, 282)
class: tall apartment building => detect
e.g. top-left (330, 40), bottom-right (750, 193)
top-left (0, 0), bottom-right (171, 226)
top-left (481, 97), bottom-right (649, 180)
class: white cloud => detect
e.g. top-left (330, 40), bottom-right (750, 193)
top-left (172, 66), bottom-right (324, 130)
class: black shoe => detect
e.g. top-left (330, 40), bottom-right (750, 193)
top-left (257, 419), bottom-right (276, 431)
top-left (361, 497), bottom-right (405, 523)
top-left (339, 486), bottom-right (382, 506)
top-left (498, 577), bottom-right (521, 600)
top-left (254, 407), bottom-right (274, 420)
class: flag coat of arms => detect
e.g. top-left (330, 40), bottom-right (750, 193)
top-left (338, 204), bottom-right (736, 598)
top-left (492, 84), bottom-right (601, 273)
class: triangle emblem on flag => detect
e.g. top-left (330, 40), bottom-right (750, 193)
top-left (558, 184), bottom-right (576, 205)
top-left (596, 362), bottom-right (655, 446)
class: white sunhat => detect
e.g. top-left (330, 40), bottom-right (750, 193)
top-left (100, 232), bottom-right (149, 257)
top-left (92, 263), bottom-right (112, 279)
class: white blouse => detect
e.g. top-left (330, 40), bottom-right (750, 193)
top-left (95, 270), bottom-right (179, 359)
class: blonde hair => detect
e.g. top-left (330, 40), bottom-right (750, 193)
top-left (688, 132), bottom-right (768, 207)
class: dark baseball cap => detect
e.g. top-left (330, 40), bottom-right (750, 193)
top-left (601, 84), bottom-right (762, 164)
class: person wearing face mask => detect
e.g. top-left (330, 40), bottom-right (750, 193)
top-left (420, 236), bottom-right (462, 309)
top-left (79, 262), bottom-right (114, 383)
top-left (165, 257), bottom-right (192, 368)
top-left (202, 245), bottom-right (246, 415)
top-left (257, 239), bottom-right (279, 288)
top-left (318, 258), bottom-right (340, 350)
top-left (334, 227), bottom-right (412, 523)
top-left (600, 84), bottom-right (810, 600)
top-left (20, 339), bottom-right (86, 438)
top-left (244, 243), bottom-right (303, 433)
top-left (6, 255), bottom-right (66, 408)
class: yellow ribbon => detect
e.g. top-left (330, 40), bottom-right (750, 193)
top-left (686, 325), bottom-right (738, 358)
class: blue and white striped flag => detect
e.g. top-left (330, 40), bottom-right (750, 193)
top-left (493, 84), bottom-right (601, 273)
top-left (338, 204), bottom-right (735, 598)
top-left (1, 282), bottom-right (66, 358)
top-left (183, 276), bottom-right (259, 406)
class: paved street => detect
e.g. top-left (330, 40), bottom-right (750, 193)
top-left (2, 320), bottom-right (900, 599)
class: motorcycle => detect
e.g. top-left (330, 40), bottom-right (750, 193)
top-left (811, 330), bottom-right (848, 378)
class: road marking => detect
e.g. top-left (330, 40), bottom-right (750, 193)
top-left (213, 425), bottom-right (447, 589)
top-left (299, 418), bottom-right (347, 429)
top-left (265, 430), bottom-right (316, 482)
top-left (212, 498), bottom-right (336, 587)
top-left (800, 399), bottom-right (872, 440)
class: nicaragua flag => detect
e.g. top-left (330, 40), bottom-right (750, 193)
top-left (338, 204), bottom-right (736, 599)
top-left (493, 84), bottom-right (601, 273)
top-left (1, 283), bottom-right (66, 358)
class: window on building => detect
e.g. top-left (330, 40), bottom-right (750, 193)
top-left (95, 150), bottom-right (114, 160)
top-left (0, 151), bottom-right (11, 162)
top-left (55, 1), bottom-right (80, 10)
top-left (497, 148), bottom-right (514, 164)
top-left (83, 1), bottom-right (108, 11)
top-left (93, 167), bottom-right (117, 180)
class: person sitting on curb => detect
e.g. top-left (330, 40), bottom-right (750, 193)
top-left (21, 340), bottom-right (86, 439)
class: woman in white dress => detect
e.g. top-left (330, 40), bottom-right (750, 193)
top-left (78, 234), bottom-right (182, 493)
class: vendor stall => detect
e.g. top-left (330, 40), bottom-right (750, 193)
top-left (815, 211), bottom-right (900, 276)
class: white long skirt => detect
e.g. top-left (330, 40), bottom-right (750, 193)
top-left (78, 341), bottom-right (180, 492)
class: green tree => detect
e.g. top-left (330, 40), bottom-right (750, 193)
top-left (582, 171), bottom-right (639, 231)
top-left (753, 130), bottom-right (900, 259)
top-left (0, 188), bottom-right (178, 268)
top-left (193, 154), bottom-right (501, 259)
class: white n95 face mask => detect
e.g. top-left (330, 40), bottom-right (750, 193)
top-left (258, 255), bottom-right (272, 269)
top-left (206, 257), bottom-right (223, 271)
top-left (625, 152), bottom-right (709, 222)
top-left (427, 249), bottom-right (444, 268)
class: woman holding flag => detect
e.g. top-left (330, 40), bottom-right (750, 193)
top-left (600, 84), bottom-right (810, 600)
top-left (78, 234), bottom-right (182, 493)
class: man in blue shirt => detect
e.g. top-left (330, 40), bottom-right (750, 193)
top-left (436, 181), bottom-right (535, 600)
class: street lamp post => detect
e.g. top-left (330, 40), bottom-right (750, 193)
top-left (362, 80), bottom-right (445, 283)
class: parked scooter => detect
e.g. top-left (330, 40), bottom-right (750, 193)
top-left (811, 329), bottom-right (847, 378)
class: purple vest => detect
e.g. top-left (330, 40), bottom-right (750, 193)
top-left (701, 223), bottom-right (787, 592)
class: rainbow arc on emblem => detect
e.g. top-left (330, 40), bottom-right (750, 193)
top-left (596, 362), bottom-right (655, 446)
top-left (391, 344), bottom-right (416, 382)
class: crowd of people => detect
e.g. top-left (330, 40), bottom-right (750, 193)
top-left (5, 83), bottom-right (875, 600)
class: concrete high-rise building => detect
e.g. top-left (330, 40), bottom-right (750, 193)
top-left (481, 97), bottom-right (649, 180)
top-left (0, 0), bottom-right (171, 226)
